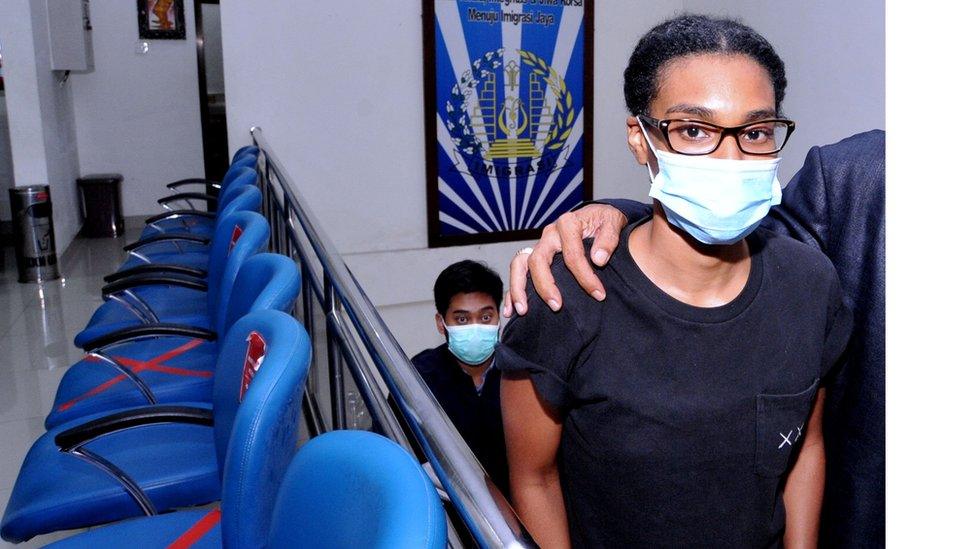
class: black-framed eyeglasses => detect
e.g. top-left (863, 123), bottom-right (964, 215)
top-left (637, 114), bottom-right (796, 156)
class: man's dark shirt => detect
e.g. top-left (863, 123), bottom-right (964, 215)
top-left (498, 222), bottom-right (852, 548)
top-left (602, 130), bottom-right (885, 548)
top-left (411, 344), bottom-right (509, 497)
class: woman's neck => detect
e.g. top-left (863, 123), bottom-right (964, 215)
top-left (629, 203), bottom-right (751, 307)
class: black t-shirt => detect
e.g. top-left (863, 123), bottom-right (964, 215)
top-left (495, 218), bottom-right (852, 548)
top-left (411, 344), bottom-right (510, 497)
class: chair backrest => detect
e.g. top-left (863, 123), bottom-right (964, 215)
top-left (220, 253), bottom-right (301, 338)
top-left (228, 152), bottom-right (257, 173)
top-left (219, 154), bottom-right (257, 188)
top-left (214, 182), bottom-right (262, 227)
top-left (216, 167), bottom-right (258, 212)
top-left (231, 145), bottom-right (259, 163)
top-left (212, 310), bottom-right (312, 549)
top-left (267, 431), bottom-right (447, 549)
top-left (206, 211), bottom-right (269, 328)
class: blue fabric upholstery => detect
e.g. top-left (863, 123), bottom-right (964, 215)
top-left (140, 165), bottom-right (258, 239)
top-left (47, 254), bottom-right (300, 429)
top-left (2, 312), bottom-right (311, 543)
top-left (268, 431), bottom-right (447, 549)
top-left (31, 311), bottom-right (312, 547)
top-left (73, 211), bottom-right (269, 348)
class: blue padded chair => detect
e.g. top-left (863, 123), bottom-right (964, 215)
top-left (157, 145), bottom-right (258, 197)
top-left (0, 310), bottom-right (312, 543)
top-left (44, 431), bottom-right (446, 549)
top-left (154, 153), bottom-right (256, 204)
top-left (112, 183), bottom-right (263, 277)
top-left (267, 430), bottom-right (447, 548)
top-left (73, 210), bottom-right (269, 349)
top-left (141, 163), bottom-right (259, 239)
top-left (153, 152), bottom-right (256, 215)
top-left (46, 253), bottom-right (300, 429)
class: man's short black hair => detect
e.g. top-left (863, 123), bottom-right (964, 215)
top-left (434, 260), bottom-right (503, 316)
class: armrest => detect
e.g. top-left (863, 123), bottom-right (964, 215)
top-left (55, 405), bottom-right (213, 450)
top-left (82, 324), bottom-right (216, 352)
top-left (102, 273), bottom-right (208, 298)
top-left (144, 209), bottom-right (217, 225)
top-left (123, 233), bottom-right (210, 252)
top-left (104, 264), bottom-right (207, 284)
top-left (158, 192), bottom-right (217, 207)
top-left (166, 178), bottom-right (219, 190)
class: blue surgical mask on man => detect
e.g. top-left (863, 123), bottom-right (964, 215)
top-left (444, 323), bottom-right (499, 365)
top-left (636, 118), bottom-right (783, 245)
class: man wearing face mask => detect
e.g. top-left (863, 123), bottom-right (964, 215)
top-left (411, 259), bottom-right (509, 496)
top-left (504, 130), bottom-right (885, 548)
top-left (497, 16), bottom-right (852, 546)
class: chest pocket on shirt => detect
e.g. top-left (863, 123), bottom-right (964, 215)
top-left (754, 378), bottom-right (820, 478)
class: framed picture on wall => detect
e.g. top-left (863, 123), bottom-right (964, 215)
top-left (423, 0), bottom-right (594, 247)
top-left (137, 0), bottom-right (186, 40)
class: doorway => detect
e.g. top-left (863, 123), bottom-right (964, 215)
top-left (194, 0), bottom-right (228, 185)
top-left (0, 40), bottom-right (15, 248)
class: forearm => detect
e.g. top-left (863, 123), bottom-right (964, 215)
top-left (511, 472), bottom-right (571, 549)
top-left (783, 439), bottom-right (825, 548)
top-left (501, 375), bottom-right (570, 547)
top-left (783, 389), bottom-right (827, 549)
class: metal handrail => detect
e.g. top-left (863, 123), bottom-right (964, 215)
top-left (251, 127), bottom-right (534, 548)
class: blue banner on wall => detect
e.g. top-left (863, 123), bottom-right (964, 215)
top-left (424, 0), bottom-right (593, 247)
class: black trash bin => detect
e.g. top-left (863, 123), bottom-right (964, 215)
top-left (9, 185), bottom-right (60, 283)
top-left (77, 174), bottom-right (124, 237)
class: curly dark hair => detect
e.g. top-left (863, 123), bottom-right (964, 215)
top-left (623, 14), bottom-right (787, 117)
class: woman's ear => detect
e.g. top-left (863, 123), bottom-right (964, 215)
top-left (626, 116), bottom-right (658, 173)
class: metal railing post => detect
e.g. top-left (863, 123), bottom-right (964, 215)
top-left (251, 127), bottom-right (533, 548)
top-left (326, 283), bottom-right (347, 430)
top-left (300, 267), bottom-right (325, 436)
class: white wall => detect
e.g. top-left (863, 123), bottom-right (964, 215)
top-left (221, 1), bottom-right (884, 356)
top-left (0, 0), bottom-right (82, 255)
top-left (71, 1), bottom-right (204, 216)
top-left (684, 0), bottom-right (885, 179)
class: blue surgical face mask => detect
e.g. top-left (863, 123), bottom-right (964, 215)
top-left (444, 323), bottom-right (499, 365)
top-left (636, 118), bottom-right (783, 245)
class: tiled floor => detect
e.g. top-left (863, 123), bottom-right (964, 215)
top-left (0, 224), bottom-right (142, 548)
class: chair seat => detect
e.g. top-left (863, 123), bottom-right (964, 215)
top-left (0, 404), bottom-right (220, 543)
top-left (47, 508), bottom-right (221, 549)
top-left (47, 337), bottom-right (219, 429)
top-left (141, 216), bottom-right (216, 239)
top-left (74, 286), bottom-right (210, 349)
top-left (118, 249), bottom-right (210, 272)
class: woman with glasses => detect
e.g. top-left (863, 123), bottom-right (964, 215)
top-left (496, 15), bottom-right (852, 548)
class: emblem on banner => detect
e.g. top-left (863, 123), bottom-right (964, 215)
top-left (445, 48), bottom-right (575, 175)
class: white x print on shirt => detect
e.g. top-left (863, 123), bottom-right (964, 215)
top-left (778, 422), bottom-right (805, 449)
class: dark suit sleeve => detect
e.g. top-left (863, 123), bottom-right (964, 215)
top-left (573, 199), bottom-right (652, 225)
top-left (821, 272), bottom-right (853, 382)
top-left (763, 146), bottom-right (830, 253)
